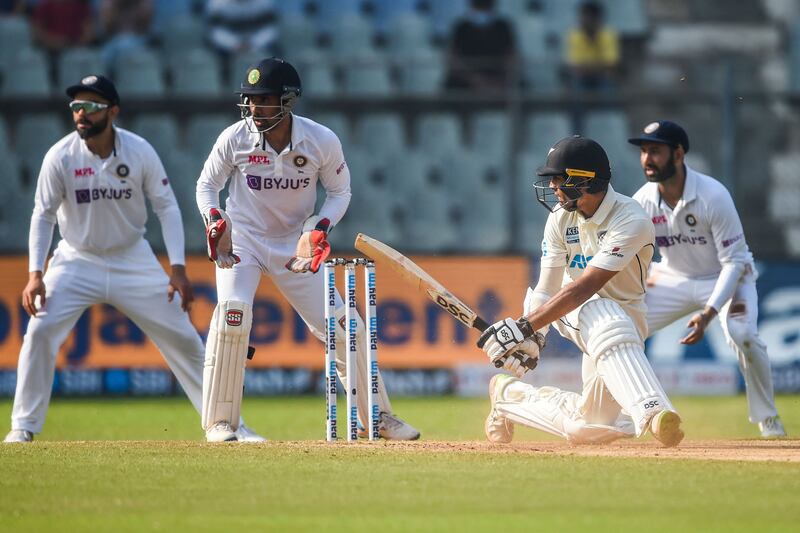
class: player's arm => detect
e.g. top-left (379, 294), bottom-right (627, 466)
top-left (196, 129), bottom-right (239, 269)
top-left (682, 189), bottom-right (748, 344)
top-left (286, 134), bottom-right (350, 274)
top-left (142, 144), bottom-right (194, 311)
top-left (25, 149), bottom-right (65, 316)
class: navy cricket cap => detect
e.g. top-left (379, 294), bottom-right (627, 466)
top-left (628, 120), bottom-right (689, 152)
top-left (537, 135), bottom-right (611, 180)
top-left (66, 75), bottom-right (120, 106)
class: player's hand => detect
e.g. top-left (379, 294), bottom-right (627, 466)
top-left (205, 208), bottom-right (240, 269)
top-left (167, 265), bottom-right (194, 312)
top-left (22, 271), bottom-right (46, 317)
top-left (499, 339), bottom-right (541, 378)
top-left (286, 216), bottom-right (331, 274)
top-left (477, 317), bottom-right (536, 362)
top-left (680, 307), bottom-right (717, 345)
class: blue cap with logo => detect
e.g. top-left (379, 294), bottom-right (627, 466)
top-left (66, 75), bottom-right (120, 106)
top-left (628, 120), bottom-right (689, 152)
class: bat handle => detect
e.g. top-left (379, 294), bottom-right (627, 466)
top-left (494, 352), bottom-right (538, 371)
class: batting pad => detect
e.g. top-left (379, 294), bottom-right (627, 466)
top-left (334, 306), bottom-right (392, 423)
top-left (579, 299), bottom-right (674, 436)
top-left (202, 301), bottom-right (253, 431)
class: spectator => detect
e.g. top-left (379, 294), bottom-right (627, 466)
top-left (31, 0), bottom-right (94, 53)
top-left (206, 0), bottom-right (279, 57)
top-left (565, 1), bottom-right (619, 92)
top-left (99, 0), bottom-right (153, 70)
top-left (444, 0), bottom-right (518, 93)
top-left (0, 0), bottom-right (24, 15)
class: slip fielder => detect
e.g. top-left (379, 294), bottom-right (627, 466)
top-left (4, 76), bottom-right (261, 443)
top-left (629, 120), bottom-right (785, 438)
top-left (479, 135), bottom-right (684, 447)
top-left (196, 57), bottom-right (419, 442)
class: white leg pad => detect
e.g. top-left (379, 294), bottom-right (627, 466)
top-left (202, 301), bottom-right (252, 431)
top-left (579, 299), bottom-right (673, 436)
top-left (334, 306), bottom-right (392, 423)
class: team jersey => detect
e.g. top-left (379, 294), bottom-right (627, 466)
top-left (540, 184), bottom-right (655, 336)
top-left (633, 165), bottom-right (754, 280)
top-left (30, 126), bottom-right (184, 270)
top-left (195, 115), bottom-right (351, 237)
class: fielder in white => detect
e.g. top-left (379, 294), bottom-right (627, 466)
top-left (4, 75), bottom-right (262, 443)
top-left (629, 120), bottom-right (785, 438)
top-left (479, 136), bottom-right (684, 447)
top-left (196, 57), bottom-right (419, 442)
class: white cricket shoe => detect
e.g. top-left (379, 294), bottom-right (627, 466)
top-left (4, 429), bottom-right (33, 443)
top-left (649, 410), bottom-right (684, 448)
top-left (234, 424), bottom-right (267, 443)
top-left (485, 374), bottom-right (515, 444)
top-left (376, 412), bottom-right (421, 440)
top-left (759, 416), bottom-right (786, 438)
top-left (205, 422), bottom-right (237, 443)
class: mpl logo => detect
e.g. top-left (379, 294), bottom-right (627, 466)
top-left (74, 167), bottom-right (94, 177)
top-left (569, 254), bottom-right (593, 269)
top-left (248, 155), bottom-right (270, 165)
top-left (225, 309), bottom-right (243, 326)
top-left (652, 215), bottom-right (668, 225)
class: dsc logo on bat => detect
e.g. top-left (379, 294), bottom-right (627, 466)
top-left (430, 291), bottom-right (473, 326)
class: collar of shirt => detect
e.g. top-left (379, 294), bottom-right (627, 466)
top-left (682, 164), bottom-right (698, 204)
top-left (580, 183), bottom-right (616, 226)
top-left (79, 125), bottom-right (122, 160)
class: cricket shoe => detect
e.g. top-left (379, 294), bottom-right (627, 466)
top-left (649, 410), bottom-right (684, 448)
top-left (206, 422), bottom-right (237, 443)
top-left (357, 412), bottom-right (420, 440)
top-left (759, 416), bottom-right (786, 438)
top-left (485, 374), bottom-right (515, 444)
top-left (4, 429), bottom-right (33, 443)
top-left (234, 424), bottom-right (267, 443)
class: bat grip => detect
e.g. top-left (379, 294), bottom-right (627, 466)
top-left (475, 317), bottom-right (537, 371)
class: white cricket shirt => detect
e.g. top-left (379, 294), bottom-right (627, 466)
top-left (632, 165), bottom-right (754, 280)
top-left (29, 127), bottom-right (185, 271)
top-left (540, 184), bottom-right (655, 336)
top-left (195, 114), bottom-right (351, 237)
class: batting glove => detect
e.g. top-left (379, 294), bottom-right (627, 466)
top-left (478, 316), bottom-right (540, 363)
top-left (500, 339), bottom-right (541, 378)
top-left (285, 216), bottom-right (331, 274)
top-left (204, 208), bottom-right (240, 269)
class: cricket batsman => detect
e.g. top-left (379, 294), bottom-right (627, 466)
top-left (629, 120), bottom-right (785, 438)
top-left (478, 135), bottom-right (684, 447)
top-left (196, 57), bottom-right (419, 442)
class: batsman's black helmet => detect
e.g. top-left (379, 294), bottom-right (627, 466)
top-left (238, 57), bottom-right (302, 98)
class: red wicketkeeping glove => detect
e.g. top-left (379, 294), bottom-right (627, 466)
top-left (285, 217), bottom-right (331, 273)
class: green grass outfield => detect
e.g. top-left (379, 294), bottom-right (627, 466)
top-left (1, 395), bottom-right (799, 532)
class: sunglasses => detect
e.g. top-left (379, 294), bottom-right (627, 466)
top-left (69, 100), bottom-right (109, 114)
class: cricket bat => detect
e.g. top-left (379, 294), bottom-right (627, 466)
top-left (354, 233), bottom-right (537, 371)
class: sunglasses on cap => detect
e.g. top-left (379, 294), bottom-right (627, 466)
top-left (69, 100), bottom-right (109, 114)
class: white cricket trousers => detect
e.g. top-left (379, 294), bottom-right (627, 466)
top-left (10, 239), bottom-right (204, 434)
top-left (494, 298), bottom-right (674, 444)
top-left (645, 267), bottom-right (777, 423)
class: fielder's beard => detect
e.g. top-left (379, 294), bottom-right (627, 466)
top-left (645, 158), bottom-right (677, 182)
top-left (76, 116), bottom-right (108, 139)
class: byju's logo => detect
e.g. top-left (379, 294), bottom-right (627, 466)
top-left (246, 174), bottom-right (262, 190)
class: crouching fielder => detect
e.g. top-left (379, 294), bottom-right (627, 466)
top-left (197, 57), bottom-right (419, 442)
top-left (478, 136), bottom-right (684, 447)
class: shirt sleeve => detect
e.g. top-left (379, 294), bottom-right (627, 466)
top-left (141, 143), bottom-right (185, 266)
top-left (196, 127), bottom-right (236, 219)
top-left (540, 213), bottom-right (569, 268)
top-left (316, 132), bottom-right (351, 228)
top-left (589, 216), bottom-right (655, 272)
top-left (707, 187), bottom-right (748, 266)
top-left (28, 147), bottom-right (65, 271)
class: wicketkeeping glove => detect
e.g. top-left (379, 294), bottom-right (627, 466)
top-left (285, 216), bottom-right (331, 274)
top-left (204, 208), bottom-right (240, 269)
